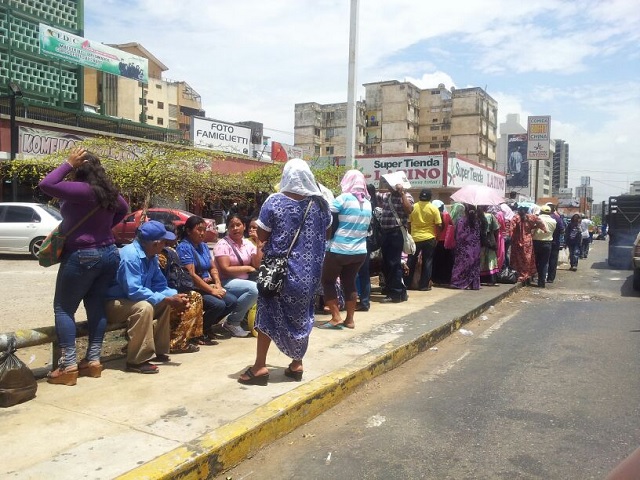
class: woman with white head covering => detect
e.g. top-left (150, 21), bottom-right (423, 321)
top-left (317, 170), bottom-right (372, 330)
top-left (238, 159), bottom-right (332, 385)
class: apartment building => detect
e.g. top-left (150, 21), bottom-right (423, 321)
top-left (84, 43), bottom-right (205, 141)
top-left (294, 80), bottom-right (497, 168)
top-left (294, 101), bottom-right (366, 160)
top-left (552, 139), bottom-right (570, 196)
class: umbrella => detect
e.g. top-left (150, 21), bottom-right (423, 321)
top-left (450, 184), bottom-right (505, 206)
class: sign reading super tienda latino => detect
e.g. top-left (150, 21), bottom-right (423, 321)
top-left (192, 117), bottom-right (252, 156)
top-left (356, 153), bottom-right (445, 188)
top-left (527, 115), bottom-right (551, 160)
top-left (446, 156), bottom-right (506, 194)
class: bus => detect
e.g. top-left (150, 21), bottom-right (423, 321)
top-left (607, 195), bottom-right (640, 269)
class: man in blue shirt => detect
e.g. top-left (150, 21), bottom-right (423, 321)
top-left (106, 221), bottom-right (189, 374)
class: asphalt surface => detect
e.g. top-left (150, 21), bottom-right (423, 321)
top-left (1, 239), bottom-right (636, 479)
top-left (218, 240), bottom-right (640, 480)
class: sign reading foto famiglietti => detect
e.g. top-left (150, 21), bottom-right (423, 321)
top-left (192, 117), bottom-right (252, 156)
top-left (39, 24), bottom-right (149, 83)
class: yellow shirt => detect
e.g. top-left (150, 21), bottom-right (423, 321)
top-left (532, 214), bottom-right (556, 241)
top-left (409, 201), bottom-right (442, 242)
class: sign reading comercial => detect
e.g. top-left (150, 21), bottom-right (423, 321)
top-left (192, 117), bottom-right (252, 156)
top-left (356, 153), bottom-right (444, 188)
top-left (39, 24), bottom-right (149, 83)
top-left (527, 115), bottom-right (551, 160)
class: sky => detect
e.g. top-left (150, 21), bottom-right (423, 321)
top-left (84, 0), bottom-right (640, 203)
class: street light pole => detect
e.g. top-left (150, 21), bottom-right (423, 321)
top-left (345, 0), bottom-right (359, 168)
top-left (8, 82), bottom-right (23, 202)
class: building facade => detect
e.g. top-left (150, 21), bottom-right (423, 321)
top-left (0, 0), bottom-right (84, 108)
top-left (294, 101), bottom-right (366, 160)
top-left (294, 81), bottom-right (497, 168)
top-left (83, 43), bottom-right (205, 141)
top-left (552, 139), bottom-right (569, 196)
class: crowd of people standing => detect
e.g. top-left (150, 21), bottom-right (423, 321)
top-left (38, 150), bottom-right (593, 388)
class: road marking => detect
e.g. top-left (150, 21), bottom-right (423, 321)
top-left (479, 312), bottom-right (518, 339)
top-left (435, 351), bottom-right (470, 375)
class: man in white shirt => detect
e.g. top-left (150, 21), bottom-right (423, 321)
top-left (580, 215), bottom-right (593, 258)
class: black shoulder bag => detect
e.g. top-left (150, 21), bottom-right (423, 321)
top-left (257, 200), bottom-right (313, 298)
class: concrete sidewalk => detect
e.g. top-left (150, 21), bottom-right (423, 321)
top-left (1, 283), bottom-right (519, 479)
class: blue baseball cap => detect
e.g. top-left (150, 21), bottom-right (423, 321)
top-left (137, 220), bottom-right (176, 242)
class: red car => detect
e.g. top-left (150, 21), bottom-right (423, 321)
top-left (112, 208), bottom-right (217, 245)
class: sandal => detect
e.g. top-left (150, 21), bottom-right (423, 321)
top-left (126, 362), bottom-right (159, 374)
top-left (47, 366), bottom-right (79, 386)
top-left (317, 321), bottom-right (344, 330)
top-left (78, 359), bottom-right (104, 378)
top-left (171, 343), bottom-right (200, 354)
top-left (150, 354), bottom-right (171, 363)
top-left (284, 367), bottom-right (303, 382)
top-left (193, 335), bottom-right (219, 346)
top-left (238, 367), bottom-right (269, 386)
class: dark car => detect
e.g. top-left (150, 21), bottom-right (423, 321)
top-left (112, 208), bottom-right (217, 245)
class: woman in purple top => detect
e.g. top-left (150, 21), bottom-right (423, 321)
top-left (38, 147), bottom-right (129, 386)
top-left (450, 204), bottom-right (482, 290)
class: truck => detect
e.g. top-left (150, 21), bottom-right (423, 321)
top-left (607, 195), bottom-right (640, 271)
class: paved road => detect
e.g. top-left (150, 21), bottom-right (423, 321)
top-left (219, 240), bottom-right (640, 479)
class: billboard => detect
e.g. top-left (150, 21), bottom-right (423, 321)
top-left (271, 142), bottom-right (303, 163)
top-left (39, 24), bottom-right (149, 83)
top-left (446, 157), bottom-right (505, 194)
top-left (192, 117), bottom-right (252, 156)
top-left (356, 153), bottom-right (444, 188)
top-left (527, 115), bottom-right (551, 160)
top-left (506, 133), bottom-right (529, 188)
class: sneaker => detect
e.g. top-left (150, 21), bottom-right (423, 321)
top-left (224, 323), bottom-right (250, 338)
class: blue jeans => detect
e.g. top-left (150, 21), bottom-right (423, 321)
top-left (199, 290), bottom-right (237, 332)
top-left (568, 243), bottom-right (580, 268)
top-left (381, 227), bottom-right (406, 300)
top-left (221, 278), bottom-right (258, 326)
top-left (356, 254), bottom-right (371, 309)
top-left (54, 245), bottom-right (120, 366)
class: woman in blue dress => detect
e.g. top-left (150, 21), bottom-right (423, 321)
top-left (238, 159), bottom-right (332, 385)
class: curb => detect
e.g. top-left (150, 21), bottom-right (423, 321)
top-left (117, 284), bottom-right (520, 479)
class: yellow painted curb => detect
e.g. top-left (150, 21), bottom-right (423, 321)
top-left (118, 286), bottom-right (519, 479)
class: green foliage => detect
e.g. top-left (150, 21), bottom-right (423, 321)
top-left (2, 139), bottom-right (348, 208)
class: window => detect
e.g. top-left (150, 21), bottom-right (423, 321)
top-left (429, 143), bottom-right (439, 148)
top-left (157, 118), bottom-right (164, 125)
top-left (432, 118), bottom-right (438, 123)
top-left (155, 84), bottom-right (162, 89)
top-left (147, 115), bottom-right (154, 120)
top-left (326, 146), bottom-right (334, 155)
top-left (431, 90), bottom-right (440, 95)
top-left (147, 99), bottom-right (154, 104)
top-left (138, 98), bottom-right (145, 105)
top-left (326, 128), bottom-right (335, 138)
top-left (314, 128), bottom-right (320, 136)
top-left (430, 126), bottom-right (440, 131)
top-left (314, 145), bottom-right (320, 155)
top-left (432, 136), bottom-right (438, 141)
top-left (3, 206), bottom-right (39, 223)
top-left (158, 102), bottom-right (164, 109)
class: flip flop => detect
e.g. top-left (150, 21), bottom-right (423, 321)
top-left (238, 367), bottom-right (269, 386)
top-left (317, 322), bottom-right (344, 330)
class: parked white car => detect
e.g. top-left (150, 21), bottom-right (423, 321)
top-left (0, 202), bottom-right (62, 258)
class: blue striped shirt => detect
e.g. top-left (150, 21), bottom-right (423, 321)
top-left (329, 193), bottom-right (372, 255)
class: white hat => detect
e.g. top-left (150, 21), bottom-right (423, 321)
top-left (381, 171), bottom-right (411, 189)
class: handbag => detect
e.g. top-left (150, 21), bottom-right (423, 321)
top-left (388, 196), bottom-right (416, 255)
top-left (224, 237), bottom-right (259, 282)
top-left (366, 214), bottom-right (383, 252)
top-left (38, 206), bottom-right (99, 267)
top-left (497, 267), bottom-right (518, 284)
top-left (257, 200), bottom-right (313, 298)
top-left (444, 223), bottom-right (456, 250)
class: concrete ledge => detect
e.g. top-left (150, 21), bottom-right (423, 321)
top-left (118, 285), bottom-right (520, 479)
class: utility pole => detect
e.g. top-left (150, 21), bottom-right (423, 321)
top-left (345, 0), bottom-right (359, 168)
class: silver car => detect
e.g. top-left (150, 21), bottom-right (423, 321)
top-left (0, 202), bottom-right (62, 258)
